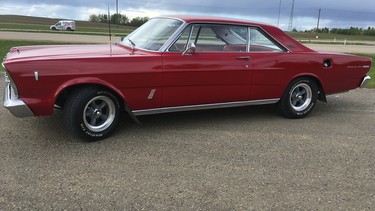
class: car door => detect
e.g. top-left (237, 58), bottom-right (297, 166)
top-left (246, 27), bottom-right (290, 100)
top-left (162, 24), bottom-right (252, 107)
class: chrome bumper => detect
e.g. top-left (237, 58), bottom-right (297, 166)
top-left (360, 75), bottom-right (371, 88)
top-left (3, 83), bottom-right (34, 117)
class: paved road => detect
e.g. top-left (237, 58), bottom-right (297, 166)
top-left (1, 31), bottom-right (375, 54)
top-left (305, 43), bottom-right (375, 54)
top-left (0, 74), bottom-right (374, 209)
top-left (0, 31), bottom-right (120, 44)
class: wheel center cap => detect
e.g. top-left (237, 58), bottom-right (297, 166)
top-left (93, 109), bottom-right (102, 118)
top-left (298, 95), bottom-right (303, 100)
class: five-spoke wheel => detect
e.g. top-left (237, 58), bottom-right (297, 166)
top-left (279, 78), bottom-right (318, 119)
top-left (64, 87), bottom-right (121, 141)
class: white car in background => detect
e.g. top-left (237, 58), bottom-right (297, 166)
top-left (50, 20), bottom-right (76, 31)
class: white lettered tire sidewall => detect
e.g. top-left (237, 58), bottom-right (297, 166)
top-left (64, 87), bottom-right (121, 141)
top-left (279, 78), bottom-right (318, 119)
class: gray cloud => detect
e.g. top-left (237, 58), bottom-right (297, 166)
top-left (0, 0), bottom-right (374, 29)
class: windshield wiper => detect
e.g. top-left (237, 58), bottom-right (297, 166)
top-left (127, 39), bottom-right (136, 50)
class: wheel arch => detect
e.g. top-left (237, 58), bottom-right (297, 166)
top-left (289, 73), bottom-right (327, 103)
top-left (54, 77), bottom-right (141, 124)
top-left (54, 77), bottom-right (126, 108)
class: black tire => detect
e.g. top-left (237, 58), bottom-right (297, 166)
top-left (67, 27), bottom-right (72, 31)
top-left (51, 27), bottom-right (57, 31)
top-left (279, 77), bottom-right (318, 119)
top-left (64, 87), bottom-right (122, 141)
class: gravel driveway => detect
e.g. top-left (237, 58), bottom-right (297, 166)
top-left (0, 74), bottom-right (374, 210)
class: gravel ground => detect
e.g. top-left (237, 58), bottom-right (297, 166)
top-left (0, 74), bottom-right (374, 210)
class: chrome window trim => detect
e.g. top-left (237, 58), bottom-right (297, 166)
top-left (254, 26), bottom-right (291, 53)
top-left (246, 27), bottom-right (251, 52)
top-left (133, 98), bottom-right (280, 116)
top-left (162, 21), bottom-right (291, 53)
top-left (159, 22), bottom-right (188, 52)
top-left (118, 17), bottom-right (185, 53)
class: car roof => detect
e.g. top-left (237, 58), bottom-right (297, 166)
top-left (166, 15), bottom-right (267, 27)
top-left (157, 15), bottom-right (314, 53)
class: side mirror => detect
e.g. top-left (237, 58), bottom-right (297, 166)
top-left (182, 43), bottom-right (196, 56)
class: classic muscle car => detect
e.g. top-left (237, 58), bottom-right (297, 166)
top-left (2, 16), bottom-right (372, 141)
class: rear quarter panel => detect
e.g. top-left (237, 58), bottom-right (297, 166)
top-left (249, 52), bottom-right (371, 100)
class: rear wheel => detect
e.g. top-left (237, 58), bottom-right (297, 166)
top-left (67, 27), bottom-right (72, 31)
top-left (279, 78), bottom-right (318, 119)
top-left (64, 87), bottom-right (122, 141)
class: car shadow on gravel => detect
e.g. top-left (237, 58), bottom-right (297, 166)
top-left (30, 102), bottom-right (333, 144)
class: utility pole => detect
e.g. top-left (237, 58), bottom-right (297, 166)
top-left (116, 0), bottom-right (119, 15)
top-left (315, 8), bottom-right (321, 38)
top-left (288, 0), bottom-right (295, 31)
top-left (277, 0), bottom-right (282, 27)
top-left (116, 0), bottom-right (119, 27)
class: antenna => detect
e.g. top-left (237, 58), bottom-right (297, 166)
top-left (108, 5), bottom-right (112, 42)
top-left (288, 0), bottom-right (295, 31)
top-left (277, 0), bottom-right (282, 27)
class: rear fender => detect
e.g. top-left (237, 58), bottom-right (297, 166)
top-left (290, 73), bottom-right (327, 103)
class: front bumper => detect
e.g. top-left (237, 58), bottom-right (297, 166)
top-left (3, 82), bottom-right (34, 117)
top-left (360, 75), bottom-right (371, 88)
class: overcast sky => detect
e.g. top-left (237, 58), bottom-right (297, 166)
top-left (0, 0), bottom-right (374, 30)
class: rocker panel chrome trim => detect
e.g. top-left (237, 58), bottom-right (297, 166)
top-left (133, 98), bottom-right (280, 116)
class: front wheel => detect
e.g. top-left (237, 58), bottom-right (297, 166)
top-left (64, 87), bottom-right (122, 141)
top-left (279, 78), bottom-right (318, 119)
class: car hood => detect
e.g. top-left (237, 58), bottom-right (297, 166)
top-left (3, 43), bottom-right (139, 63)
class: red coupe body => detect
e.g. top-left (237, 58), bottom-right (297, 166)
top-left (2, 16), bottom-right (371, 140)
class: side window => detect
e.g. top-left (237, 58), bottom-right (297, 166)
top-left (249, 28), bottom-right (284, 52)
top-left (169, 25), bottom-right (192, 52)
top-left (170, 24), bottom-right (247, 52)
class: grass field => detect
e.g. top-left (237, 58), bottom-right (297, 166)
top-left (359, 54), bottom-right (375, 88)
top-left (0, 15), bottom-right (136, 36)
top-left (289, 32), bottom-right (375, 42)
top-left (0, 40), bottom-right (78, 62)
top-left (1, 40), bottom-right (374, 88)
top-left (2, 15), bottom-right (375, 43)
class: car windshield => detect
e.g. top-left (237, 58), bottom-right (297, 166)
top-left (120, 18), bottom-right (183, 51)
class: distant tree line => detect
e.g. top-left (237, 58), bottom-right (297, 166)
top-left (89, 13), bottom-right (149, 27)
top-left (304, 27), bottom-right (375, 36)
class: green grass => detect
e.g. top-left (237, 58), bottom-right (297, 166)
top-left (288, 32), bottom-right (375, 42)
top-left (0, 40), bottom-right (79, 71)
top-left (0, 15), bottom-right (136, 36)
top-left (356, 54), bottom-right (375, 88)
top-left (0, 23), bottom-right (133, 36)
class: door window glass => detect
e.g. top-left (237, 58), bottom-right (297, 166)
top-left (249, 28), bottom-right (284, 52)
top-left (170, 24), bottom-right (247, 52)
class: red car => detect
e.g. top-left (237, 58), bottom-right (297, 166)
top-left (2, 16), bottom-right (372, 141)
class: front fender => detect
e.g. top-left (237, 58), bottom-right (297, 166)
top-left (54, 77), bottom-right (126, 102)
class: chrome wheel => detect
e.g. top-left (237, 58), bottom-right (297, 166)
top-left (83, 96), bottom-right (116, 132)
top-left (289, 83), bottom-right (312, 112)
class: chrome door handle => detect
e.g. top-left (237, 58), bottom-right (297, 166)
top-left (236, 56), bottom-right (251, 61)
